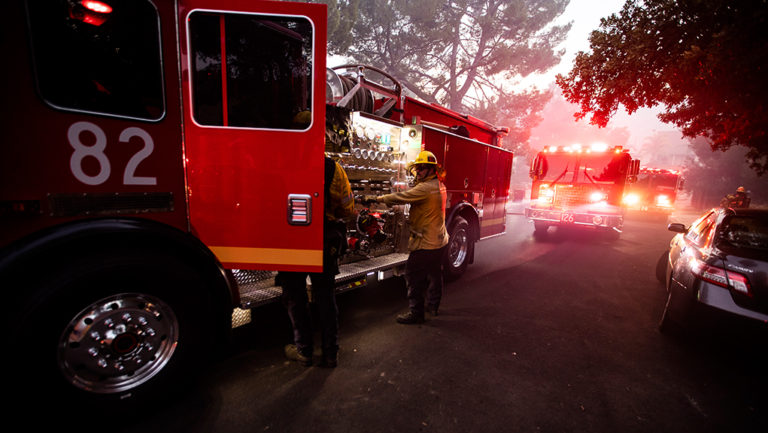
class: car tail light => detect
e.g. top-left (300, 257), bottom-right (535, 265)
top-left (691, 258), bottom-right (752, 297)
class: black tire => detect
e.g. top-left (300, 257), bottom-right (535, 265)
top-left (656, 250), bottom-right (669, 283)
top-left (533, 221), bottom-right (548, 234)
top-left (9, 249), bottom-right (222, 422)
top-left (444, 216), bottom-right (472, 281)
top-left (658, 279), bottom-right (693, 334)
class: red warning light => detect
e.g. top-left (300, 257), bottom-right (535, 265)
top-left (81, 1), bottom-right (113, 14)
top-left (69, 1), bottom-right (113, 26)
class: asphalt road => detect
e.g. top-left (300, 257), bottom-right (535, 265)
top-left (113, 210), bottom-right (768, 433)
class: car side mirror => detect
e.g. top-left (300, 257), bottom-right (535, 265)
top-left (667, 223), bottom-right (686, 233)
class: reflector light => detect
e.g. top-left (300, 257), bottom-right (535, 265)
top-left (287, 194), bottom-right (312, 225)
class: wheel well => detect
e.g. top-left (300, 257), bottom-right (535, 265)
top-left (448, 205), bottom-right (479, 243)
top-left (1, 218), bottom-right (234, 336)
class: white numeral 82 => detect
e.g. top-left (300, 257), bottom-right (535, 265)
top-left (68, 121), bottom-right (157, 186)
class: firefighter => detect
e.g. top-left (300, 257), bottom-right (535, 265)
top-left (720, 186), bottom-right (751, 208)
top-left (278, 156), bottom-right (355, 367)
top-left (363, 150), bottom-right (449, 324)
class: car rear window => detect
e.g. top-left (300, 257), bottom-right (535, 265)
top-left (719, 216), bottom-right (768, 252)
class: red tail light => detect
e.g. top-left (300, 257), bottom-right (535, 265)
top-left (691, 258), bottom-right (752, 297)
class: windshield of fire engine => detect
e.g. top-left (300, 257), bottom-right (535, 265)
top-left (537, 152), bottom-right (629, 184)
top-left (581, 153), bottom-right (630, 183)
top-left (636, 173), bottom-right (678, 188)
top-left (189, 12), bottom-right (314, 130)
top-left (26, 0), bottom-right (164, 121)
top-left (536, 154), bottom-right (576, 183)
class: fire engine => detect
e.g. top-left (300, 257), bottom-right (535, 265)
top-left (622, 168), bottom-right (684, 219)
top-left (0, 0), bottom-right (511, 411)
top-left (525, 144), bottom-right (640, 238)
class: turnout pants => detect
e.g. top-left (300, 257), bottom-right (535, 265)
top-left (404, 246), bottom-right (446, 315)
top-left (279, 271), bottom-right (339, 358)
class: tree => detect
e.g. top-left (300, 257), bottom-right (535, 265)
top-left (684, 137), bottom-right (768, 208)
top-left (305, 0), bottom-right (361, 54)
top-left (556, 0), bottom-right (768, 175)
top-left (339, 0), bottom-right (570, 144)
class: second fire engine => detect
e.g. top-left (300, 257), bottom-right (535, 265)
top-left (525, 144), bottom-right (640, 238)
top-left (622, 168), bottom-right (684, 219)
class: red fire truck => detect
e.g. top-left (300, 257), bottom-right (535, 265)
top-left (1, 0), bottom-right (511, 411)
top-left (622, 168), bottom-right (684, 219)
top-left (525, 144), bottom-right (640, 238)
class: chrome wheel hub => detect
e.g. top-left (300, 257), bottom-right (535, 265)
top-left (449, 229), bottom-right (468, 268)
top-left (57, 293), bottom-right (179, 394)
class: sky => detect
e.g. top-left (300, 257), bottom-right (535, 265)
top-left (526, 0), bottom-right (680, 148)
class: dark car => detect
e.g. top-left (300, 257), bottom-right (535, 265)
top-left (659, 207), bottom-right (768, 332)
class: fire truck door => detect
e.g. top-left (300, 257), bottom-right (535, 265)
top-left (179, 0), bottom-right (328, 272)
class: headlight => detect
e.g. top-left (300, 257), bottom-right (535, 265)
top-left (537, 184), bottom-right (554, 204)
top-left (590, 191), bottom-right (607, 203)
top-left (656, 194), bottom-right (671, 207)
top-left (623, 193), bottom-right (640, 205)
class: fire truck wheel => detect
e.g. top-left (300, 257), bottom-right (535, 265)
top-left (11, 250), bottom-right (220, 416)
top-left (444, 216), bottom-right (472, 281)
top-left (533, 221), bottom-right (548, 234)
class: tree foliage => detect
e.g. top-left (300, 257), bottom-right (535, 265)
top-left (684, 137), bottom-right (768, 208)
top-left (556, 0), bottom-right (768, 175)
top-left (308, 0), bottom-right (569, 147)
top-left (305, 0), bottom-right (361, 54)
top-left (349, 1), bottom-right (569, 110)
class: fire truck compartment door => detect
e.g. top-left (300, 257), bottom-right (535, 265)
top-left (179, 0), bottom-right (328, 272)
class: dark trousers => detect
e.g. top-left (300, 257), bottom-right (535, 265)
top-left (404, 246), bottom-right (446, 315)
top-left (279, 271), bottom-right (338, 358)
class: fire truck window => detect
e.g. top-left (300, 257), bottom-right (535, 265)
top-left (189, 12), bottom-right (313, 130)
top-left (537, 155), bottom-right (573, 182)
top-left (26, 0), bottom-right (165, 121)
top-left (584, 154), bottom-right (629, 183)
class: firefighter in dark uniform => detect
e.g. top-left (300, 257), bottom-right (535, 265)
top-left (721, 186), bottom-right (751, 208)
top-left (279, 156), bottom-right (354, 367)
top-left (365, 150), bottom-right (449, 324)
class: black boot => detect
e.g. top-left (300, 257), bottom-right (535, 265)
top-left (396, 311), bottom-right (425, 324)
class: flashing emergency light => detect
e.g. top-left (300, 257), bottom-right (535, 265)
top-left (590, 142), bottom-right (609, 152)
top-left (70, 0), bottom-right (113, 26)
top-left (82, 0), bottom-right (112, 13)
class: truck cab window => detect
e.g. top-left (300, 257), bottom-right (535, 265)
top-left (26, 0), bottom-right (165, 121)
top-left (188, 12), bottom-right (314, 130)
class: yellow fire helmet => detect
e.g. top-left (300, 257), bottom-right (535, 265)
top-left (737, 186), bottom-right (746, 192)
top-left (406, 150), bottom-right (439, 173)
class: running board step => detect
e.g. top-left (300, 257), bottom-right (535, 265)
top-left (231, 253), bottom-right (409, 328)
